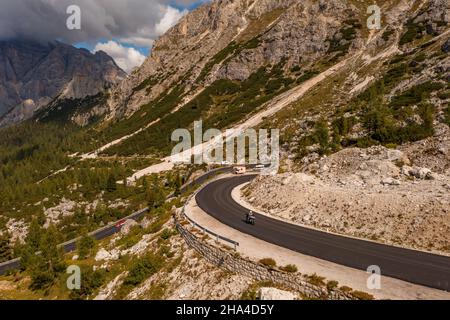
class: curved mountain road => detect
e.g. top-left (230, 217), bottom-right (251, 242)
top-left (195, 174), bottom-right (450, 292)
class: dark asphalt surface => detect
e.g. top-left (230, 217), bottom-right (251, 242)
top-left (196, 174), bottom-right (450, 292)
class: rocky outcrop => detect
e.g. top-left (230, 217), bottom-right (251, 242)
top-left (443, 38), bottom-right (450, 53)
top-left (120, 219), bottom-right (139, 235)
top-left (0, 40), bottom-right (125, 126)
top-left (259, 287), bottom-right (296, 300)
top-left (414, 0), bottom-right (450, 35)
top-left (104, 0), bottom-right (358, 120)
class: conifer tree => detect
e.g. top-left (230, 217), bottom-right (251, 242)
top-left (106, 173), bottom-right (117, 193)
top-left (0, 233), bottom-right (12, 263)
top-left (78, 233), bottom-right (96, 259)
top-left (147, 183), bottom-right (165, 209)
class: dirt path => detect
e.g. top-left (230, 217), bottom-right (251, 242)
top-left (80, 118), bottom-right (161, 159)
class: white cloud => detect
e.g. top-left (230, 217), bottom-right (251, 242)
top-left (119, 36), bottom-right (155, 48)
top-left (94, 40), bottom-right (146, 73)
top-left (155, 6), bottom-right (188, 35)
top-left (0, 1), bottom-right (200, 48)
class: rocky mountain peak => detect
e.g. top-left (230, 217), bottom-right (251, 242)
top-left (104, 0), bottom-right (356, 120)
top-left (0, 39), bottom-right (126, 127)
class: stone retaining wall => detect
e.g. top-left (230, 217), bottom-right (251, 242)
top-left (174, 213), bottom-right (357, 300)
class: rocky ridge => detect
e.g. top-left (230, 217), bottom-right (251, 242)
top-left (104, 0), bottom-right (360, 120)
top-left (0, 40), bottom-right (126, 126)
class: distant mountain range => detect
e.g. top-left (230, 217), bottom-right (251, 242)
top-left (0, 40), bottom-right (126, 127)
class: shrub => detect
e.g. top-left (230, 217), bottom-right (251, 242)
top-left (444, 106), bottom-right (450, 126)
top-left (106, 174), bottom-right (117, 193)
top-left (383, 63), bottom-right (408, 86)
top-left (351, 290), bottom-right (375, 300)
top-left (307, 273), bottom-right (326, 286)
top-left (280, 264), bottom-right (298, 273)
top-left (384, 143), bottom-right (397, 149)
top-left (259, 258), bottom-right (277, 268)
top-left (389, 81), bottom-right (444, 109)
top-left (77, 234), bottom-right (96, 259)
top-left (400, 21), bottom-right (425, 45)
top-left (438, 90), bottom-right (450, 100)
top-left (290, 65), bottom-right (301, 73)
top-left (160, 228), bottom-right (173, 240)
top-left (326, 280), bottom-right (339, 291)
top-left (382, 29), bottom-right (394, 41)
top-left (332, 116), bottom-right (355, 136)
top-left (69, 267), bottom-right (106, 300)
top-left (314, 120), bottom-right (329, 148)
top-left (124, 253), bottom-right (164, 286)
top-left (363, 104), bottom-right (395, 143)
top-left (339, 285), bottom-right (353, 293)
top-left (158, 244), bottom-right (174, 258)
top-left (0, 233), bottom-right (13, 263)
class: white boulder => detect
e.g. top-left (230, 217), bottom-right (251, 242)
top-left (120, 219), bottom-right (139, 235)
top-left (259, 287), bottom-right (296, 300)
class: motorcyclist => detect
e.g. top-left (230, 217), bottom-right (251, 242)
top-left (246, 210), bottom-right (255, 224)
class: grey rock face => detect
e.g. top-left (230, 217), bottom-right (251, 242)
top-left (0, 40), bottom-right (126, 126)
top-left (443, 39), bottom-right (450, 53)
top-left (105, 0), bottom-right (356, 120)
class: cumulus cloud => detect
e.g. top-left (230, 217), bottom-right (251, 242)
top-left (0, 0), bottom-right (209, 73)
top-left (155, 6), bottom-right (188, 35)
top-left (0, 0), bottom-right (202, 46)
top-left (94, 41), bottom-right (146, 73)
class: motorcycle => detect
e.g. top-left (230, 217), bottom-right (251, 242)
top-left (245, 212), bottom-right (256, 225)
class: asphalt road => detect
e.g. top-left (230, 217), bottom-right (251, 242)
top-left (195, 174), bottom-right (450, 292)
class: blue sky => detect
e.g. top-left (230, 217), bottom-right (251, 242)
top-left (75, 40), bottom-right (150, 56)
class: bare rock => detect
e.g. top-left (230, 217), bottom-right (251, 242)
top-left (120, 219), bottom-right (139, 235)
top-left (95, 248), bottom-right (120, 262)
top-left (0, 40), bottom-right (125, 127)
top-left (259, 287), bottom-right (296, 300)
top-left (140, 217), bottom-right (152, 229)
top-left (412, 167), bottom-right (433, 180)
top-left (381, 178), bottom-right (401, 186)
top-left (443, 38), bottom-right (450, 53)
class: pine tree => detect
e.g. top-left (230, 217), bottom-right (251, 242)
top-left (106, 174), bottom-right (117, 193)
top-left (0, 233), bottom-right (12, 263)
top-left (147, 183), bottom-right (165, 209)
top-left (40, 225), bottom-right (65, 273)
top-left (29, 225), bottom-right (65, 291)
top-left (78, 233), bottom-right (96, 259)
top-left (314, 119), bottom-right (330, 154)
top-left (26, 219), bottom-right (42, 252)
top-left (174, 173), bottom-right (182, 196)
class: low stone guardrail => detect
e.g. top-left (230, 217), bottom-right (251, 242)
top-left (174, 211), bottom-right (357, 300)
